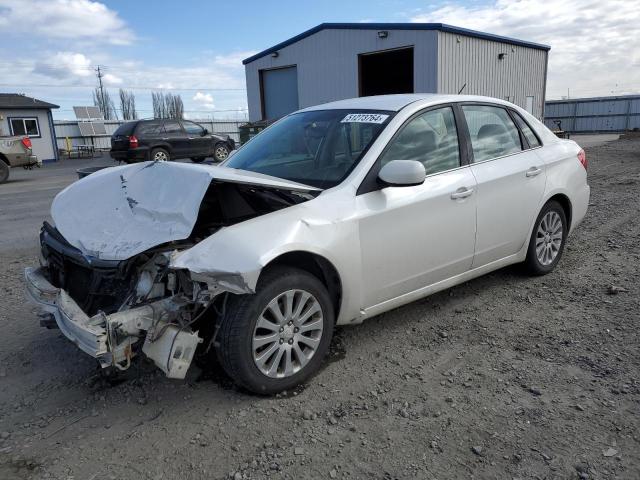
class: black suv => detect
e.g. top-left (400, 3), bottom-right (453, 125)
top-left (110, 119), bottom-right (235, 163)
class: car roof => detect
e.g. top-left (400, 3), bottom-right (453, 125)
top-left (298, 94), bottom-right (513, 113)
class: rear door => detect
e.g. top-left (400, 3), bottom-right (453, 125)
top-left (460, 104), bottom-right (546, 267)
top-left (181, 121), bottom-right (210, 157)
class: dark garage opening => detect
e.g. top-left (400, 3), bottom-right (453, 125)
top-left (359, 47), bottom-right (414, 97)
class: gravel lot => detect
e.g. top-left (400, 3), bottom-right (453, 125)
top-left (0, 136), bottom-right (638, 480)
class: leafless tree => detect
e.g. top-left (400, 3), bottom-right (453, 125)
top-left (119, 89), bottom-right (137, 120)
top-left (92, 88), bottom-right (117, 120)
top-left (152, 91), bottom-right (184, 119)
top-left (152, 91), bottom-right (165, 119)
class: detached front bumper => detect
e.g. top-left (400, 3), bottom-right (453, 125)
top-left (24, 266), bottom-right (201, 377)
top-left (25, 266), bottom-right (111, 366)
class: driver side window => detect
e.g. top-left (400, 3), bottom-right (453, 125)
top-left (380, 107), bottom-right (461, 175)
top-left (182, 121), bottom-right (204, 135)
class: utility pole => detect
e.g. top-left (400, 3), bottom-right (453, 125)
top-left (96, 65), bottom-right (105, 118)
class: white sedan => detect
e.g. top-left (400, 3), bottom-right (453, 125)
top-left (25, 94), bottom-right (589, 394)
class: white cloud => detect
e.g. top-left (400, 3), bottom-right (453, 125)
top-left (102, 73), bottom-right (123, 85)
top-left (33, 52), bottom-right (93, 79)
top-left (0, 0), bottom-right (134, 45)
top-left (410, 0), bottom-right (640, 98)
top-left (214, 51), bottom-right (258, 68)
top-left (193, 91), bottom-right (215, 110)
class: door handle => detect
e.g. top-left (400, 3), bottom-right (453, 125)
top-left (526, 166), bottom-right (542, 177)
top-left (450, 187), bottom-right (474, 200)
top-left (188, 137), bottom-right (195, 140)
top-left (161, 137), bottom-right (169, 140)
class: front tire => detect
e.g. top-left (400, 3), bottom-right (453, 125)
top-left (150, 147), bottom-right (170, 162)
top-left (213, 143), bottom-right (230, 162)
top-left (524, 200), bottom-right (568, 275)
top-left (216, 266), bottom-right (334, 395)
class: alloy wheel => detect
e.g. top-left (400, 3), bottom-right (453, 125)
top-left (215, 145), bottom-right (229, 161)
top-left (535, 210), bottom-right (563, 266)
top-left (252, 289), bottom-right (324, 379)
top-left (153, 151), bottom-right (168, 161)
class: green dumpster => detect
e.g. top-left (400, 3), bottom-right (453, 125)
top-left (239, 120), bottom-right (273, 145)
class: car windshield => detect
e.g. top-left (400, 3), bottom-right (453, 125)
top-left (225, 110), bottom-right (393, 189)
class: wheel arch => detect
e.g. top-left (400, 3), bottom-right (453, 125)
top-left (149, 143), bottom-right (172, 155)
top-left (0, 152), bottom-right (10, 166)
top-left (546, 193), bottom-right (573, 230)
top-left (260, 251), bottom-right (343, 322)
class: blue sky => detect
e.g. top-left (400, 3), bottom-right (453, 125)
top-left (0, 0), bottom-right (638, 120)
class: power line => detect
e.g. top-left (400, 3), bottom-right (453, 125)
top-left (0, 83), bottom-right (246, 91)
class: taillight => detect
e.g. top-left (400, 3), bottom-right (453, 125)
top-left (21, 137), bottom-right (32, 149)
top-left (128, 135), bottom-right (139, 149)
top-left (577, 149), bottom-right (587, 170)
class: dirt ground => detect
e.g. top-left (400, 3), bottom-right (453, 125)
top-left (0, 136), bottom-right (638, 480)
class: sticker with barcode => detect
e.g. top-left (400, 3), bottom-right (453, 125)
top-left (341, 113), bottom-right (389, 124)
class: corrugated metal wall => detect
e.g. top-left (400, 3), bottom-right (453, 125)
top-left (245, 29), bottom-right (439, 122)
top-left (53, 120), bottom-right (243, 150)
top-left (544, 95), bottom-right (640, 133)
top-left (437, 31), bottom-right (547, 119)
top-left (245, 28), bottom-right (548, 122)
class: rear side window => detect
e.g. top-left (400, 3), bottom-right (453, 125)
top-left (512, 112), bottom-right (541, 148)
top-left (462, 105), bottom-right (522, 162)
top-left (163, 121), bottom-right (183, 134)
top-left (380, 106), bottom-right (461, 175)
top-left (113, 122), bottom-right (137, 136)
top-left (136, 122), bottom-right (164, 135)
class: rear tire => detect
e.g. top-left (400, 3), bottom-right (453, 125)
top-left (216, 266), bottom-right (334, 395)
top-left (150, 148), bottom-right (170, 162)
top-left (524, 200), bottom-right (568, 275)
top-left (0, 161), bottom-right (9, 183)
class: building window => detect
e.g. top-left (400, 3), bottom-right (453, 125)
top-left (9, 117), bottom-right (41, 137)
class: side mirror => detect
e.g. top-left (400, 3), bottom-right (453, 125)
top-left (378, 160), bottom-right (426, 187)
top-left (202, 128), bottom-right (209, 135)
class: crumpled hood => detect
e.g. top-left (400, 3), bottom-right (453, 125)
top-left (52, 161), bottom-right (318, 261)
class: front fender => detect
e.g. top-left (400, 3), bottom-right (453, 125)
top-left (169, 202), bottom-right (363, 324)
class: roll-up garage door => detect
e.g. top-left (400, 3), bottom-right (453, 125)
top-left (260, 66), bottom-right (299, 120)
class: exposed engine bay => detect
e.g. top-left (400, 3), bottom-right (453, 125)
top-left (27, 174), bottom-right (317, 379)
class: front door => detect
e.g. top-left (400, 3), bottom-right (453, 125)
top-left (182, 121), bottom-right (210, 157)
top-left (356, 106), bottom-right (477, 308)
top-left (162, 120), bottom-right (189, 158)
top-left (460, 104), bottom-right (547, 267)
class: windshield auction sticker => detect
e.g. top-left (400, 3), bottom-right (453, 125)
top-left (341, 113), bottom-right (389, 124)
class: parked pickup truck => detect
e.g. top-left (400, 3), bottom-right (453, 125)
top-left (0, 136), bottom-right (40, 183)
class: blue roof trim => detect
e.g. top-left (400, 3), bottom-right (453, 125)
top-left (242, 22), bottom-right (551, 64)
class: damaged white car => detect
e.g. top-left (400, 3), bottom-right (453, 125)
top-left (25, 94), bottom-right (589, 394)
